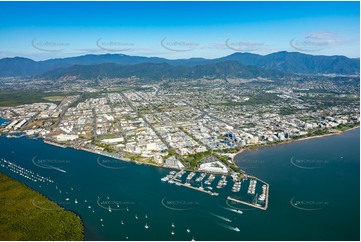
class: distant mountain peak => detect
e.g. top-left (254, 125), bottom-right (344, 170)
top-left (0, 51), bottom-right (359, 77)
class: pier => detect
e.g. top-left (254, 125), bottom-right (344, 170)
top-left (228, 176), bottom-right (269, 210)
top-left (169, 170), bottom-right (219, 196)
top-left (44, 140), bottom-right (66, 148)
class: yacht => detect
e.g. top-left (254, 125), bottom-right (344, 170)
top-left (230, 209), bottom-right (243, 214)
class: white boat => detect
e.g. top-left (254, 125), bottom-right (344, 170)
top-left (74, 198), bottom-right (78, 204)
top-left (145, 223), bottom-right (149, 229)
top-left (108, 206), bottom-right (112, 212)
top-left (100, 218), bottom-right (103, 222)
top-left (171, 231), bottom-right (175, 235)
top-left (65, 198), bottom-right (70, 201)
top-left (135, 214), bottom-right (138, 219)
top-left (161, 177), bottom-right (169, 182)
top-left (171, 222), bottom-right (175, 227)
top-left (121, 220), bottom-right (124, 225)
top-left (145, 214), bottom-right (148, 218)
top-left (186, 229), bottom-right (191, 233)
top-left (231, 208), bottom-right (243, 214)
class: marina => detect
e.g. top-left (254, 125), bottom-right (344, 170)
top-left (161, 169), bottom-right (270, 208)
top-left (162, 170), bottom-right (220, 196)
top-left (228, 176), bottom-right (269, 210)
top-left (0, 127), bottom-right (358, 241)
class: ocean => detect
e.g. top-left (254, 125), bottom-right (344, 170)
top-left (0, 116), bottom-right (359, 240)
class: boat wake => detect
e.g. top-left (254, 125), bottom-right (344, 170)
top-left (44, 164), bottom-right (66, 173)
top-left (32, 156), bottom-right (66, 173)
top-left (218, 223), bottom-right (240, 232)
top-left (210, 212), bottom-right (232, 223)
top-left (223, 206), bottom-right (243, 214)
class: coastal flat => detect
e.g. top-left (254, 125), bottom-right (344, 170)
top-left (0, 172), bottom-right (84, 240)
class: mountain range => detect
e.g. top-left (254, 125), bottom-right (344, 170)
top-left (41, 61), bottom-right (287, 80)
top-left (0, 51), bottom-right (359, 79)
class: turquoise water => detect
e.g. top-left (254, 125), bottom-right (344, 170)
top-left (0, 116), bottom-right (9, 126)
top-left (0, 128), bottom-right (359, 240)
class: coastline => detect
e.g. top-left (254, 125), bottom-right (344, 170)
top-left (0, 171), bottom-right (85, 240)
top-left (1, 125), bottom-right (359, 174)
top-left (233, 125), bottom-right (360, 162)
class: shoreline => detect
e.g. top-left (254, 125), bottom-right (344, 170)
top-left (233, 125), bottom-right (360, 162)
top-left (0, 171), bottom-right (85, 240)
top-left (1, 125), bottom-right (359, 175)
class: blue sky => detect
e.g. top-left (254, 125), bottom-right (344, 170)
top-left (0, 1), bottom-right (359, 60)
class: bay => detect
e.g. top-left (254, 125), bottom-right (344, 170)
top-left (0, 128), bottom-right (359, 240)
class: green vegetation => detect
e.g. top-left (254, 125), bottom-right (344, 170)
top-left (0, 172), bottom-right (84, 240)
top-left (248, 93), bottom-right (281, 105)
top-left (336, 123), bottom-right (360, 132)
top-left (68, 92), bottom-right (101, 108)
top-left (279, 107), bottom-right (299, 115)
top-left (0, 92), bottom-right (74, 107)
top-left (93, 141), bottom-right (116, 154)
top-left (299, 116), bottom-right (317, 122)
top-left (212, 101), bottom-right (244, 106)
top-left (213, 153), bottom-right (241, 173)
top-left (216, 146), bottom-right (243, 154)
top-left (182, 150), bottom-right (212, 170)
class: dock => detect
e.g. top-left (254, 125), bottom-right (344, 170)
top-left (44, 140), bottom-right (66, 148)
top-left (227, 177), bottom-right (269, 210)
top-left (169, 170), bottom-right (219, 196)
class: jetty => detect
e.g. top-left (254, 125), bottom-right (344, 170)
top-left (169, 170), bottom-right (219, 196)
top-left (228, 176), bottom-right (269, 210)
